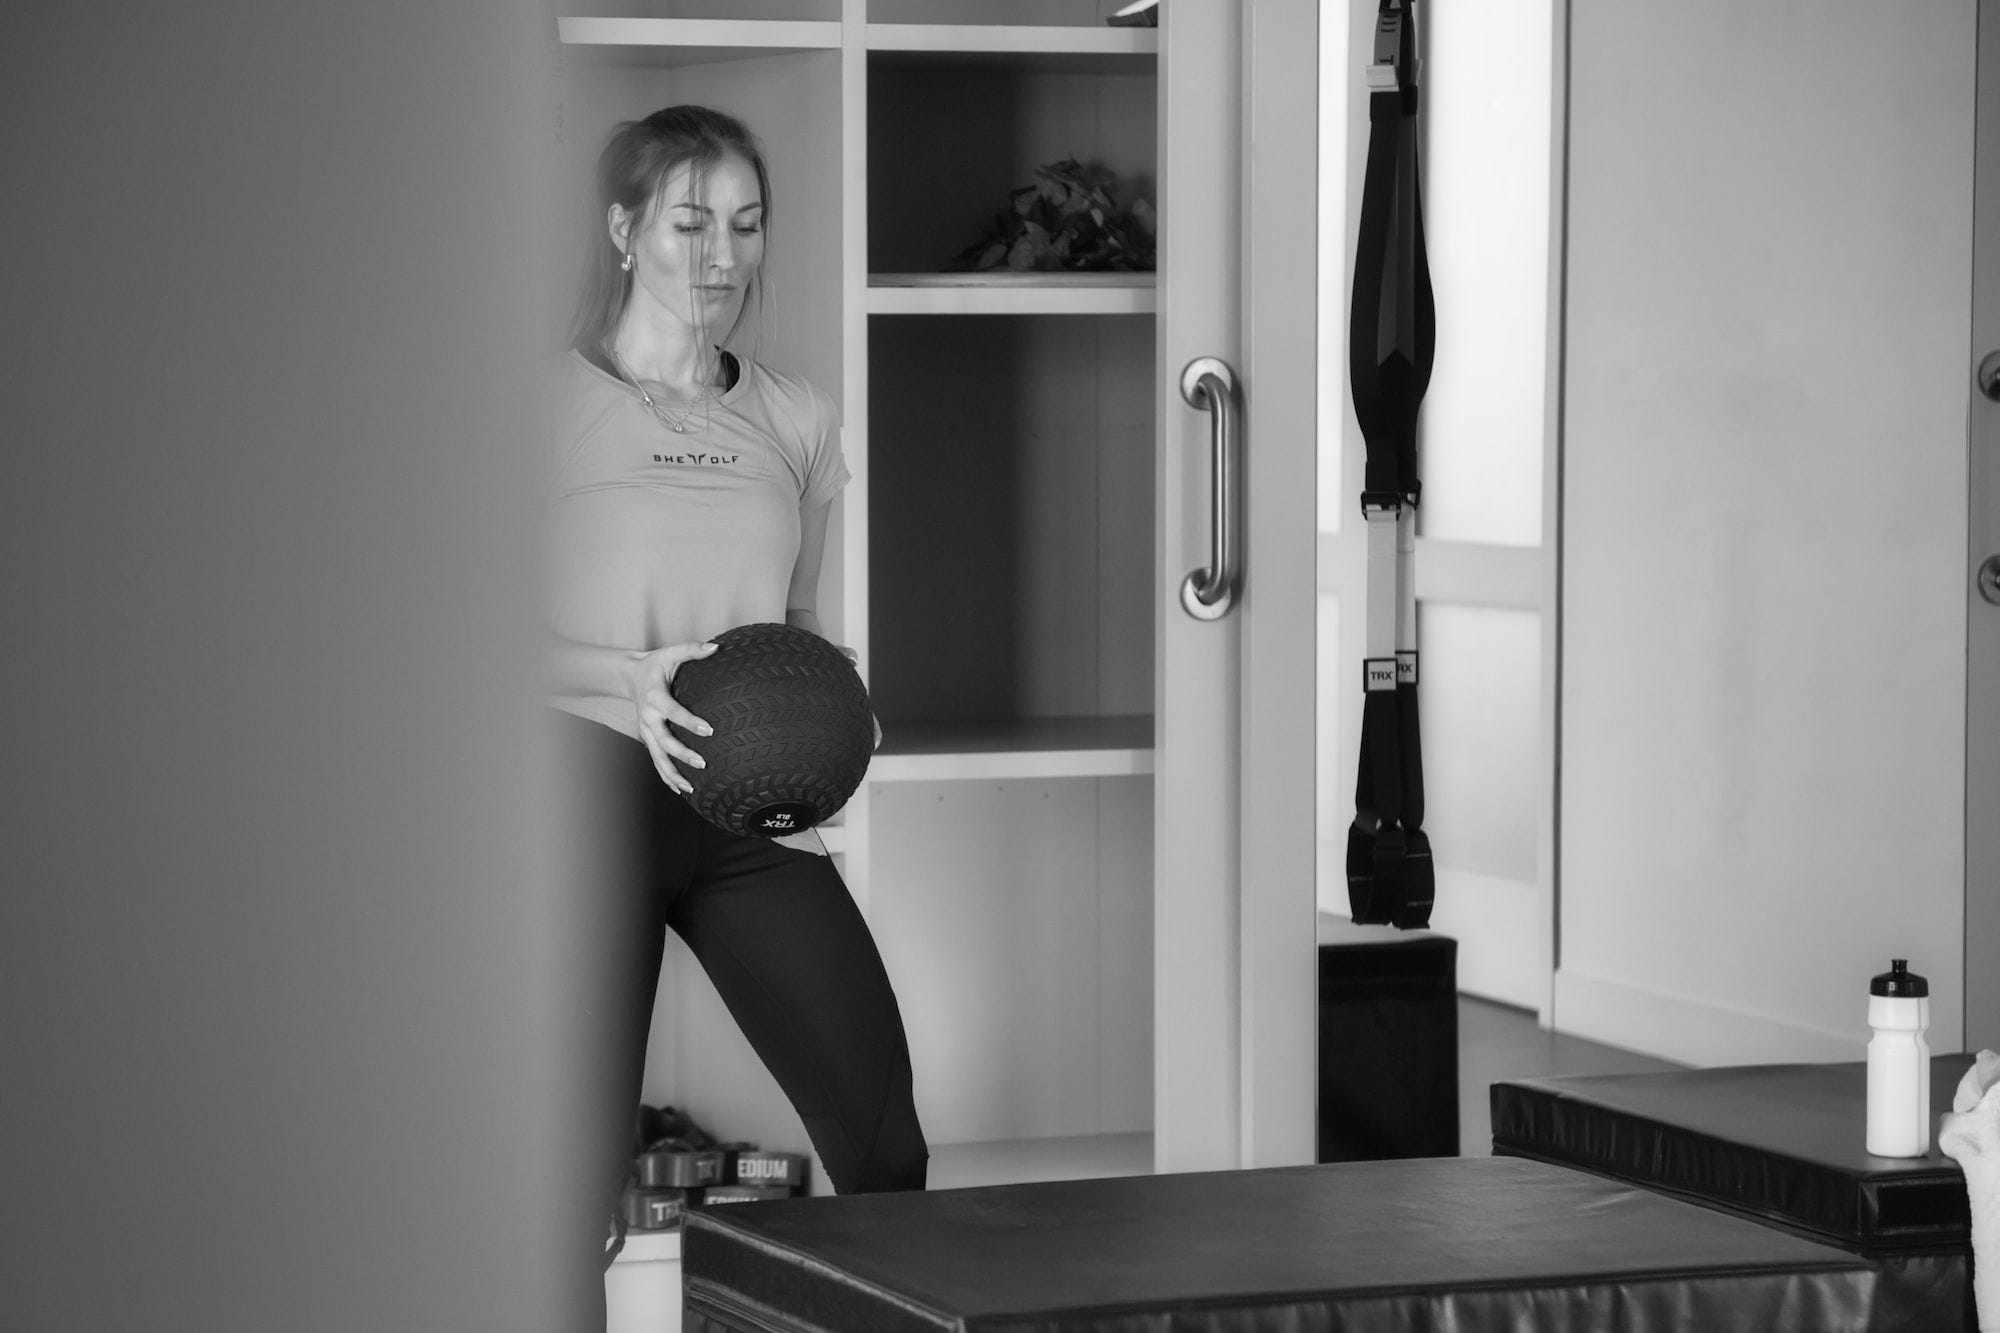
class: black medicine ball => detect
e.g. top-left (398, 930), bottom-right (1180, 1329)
top-left (667, 622), bottom-right (874, 838)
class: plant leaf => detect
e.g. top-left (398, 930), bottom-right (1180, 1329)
top-left (951, 157), bottom-right (1155, 274)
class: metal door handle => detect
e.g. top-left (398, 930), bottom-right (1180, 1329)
top-left (1978, 351), bottom-right (2000, 402)
top-left (1980, 554), bottom-right (2000, 607)
top-left (1179, 356), bottom-right (1239, 620)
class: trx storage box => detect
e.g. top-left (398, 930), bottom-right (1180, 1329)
top-left (681, 1155), bottom-right (1951, 1331)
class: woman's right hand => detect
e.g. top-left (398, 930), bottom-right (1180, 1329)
top-left (621, 640), bottom-right (719, 793)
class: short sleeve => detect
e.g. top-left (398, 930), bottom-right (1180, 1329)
top-left (797, 380), bottom-right (850, 512)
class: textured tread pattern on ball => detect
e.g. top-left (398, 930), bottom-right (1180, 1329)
top-left (667, 623), bottom-right (874, 838)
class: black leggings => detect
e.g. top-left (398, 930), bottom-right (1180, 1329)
top-left (552, 709), bottom-right (926, 1285)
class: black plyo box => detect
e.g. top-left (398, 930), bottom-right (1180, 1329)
top-left (1317, 921), bottom-right (1459, 1161)
top-left (1491, 1054), bottom-right (1977, 1251)
top-left (681, 1156), bottom-right (1954, 1331)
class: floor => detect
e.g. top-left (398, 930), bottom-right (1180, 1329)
top-left (1456, 994), bottom-right (1681, 1157)
top-left (927, 1130), bottom-right (1154, 1191)
top-left (922, 994), bottom-right (1683, 1188)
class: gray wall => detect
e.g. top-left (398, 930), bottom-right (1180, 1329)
top-left (4, 4), bottom-right (583, 1328)
top-left (1557, 0), bottom-right (1977, 1061)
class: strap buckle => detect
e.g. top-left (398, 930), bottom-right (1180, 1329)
top-left (1371, 2), bottom-right (1406, 87)
top-left (1359, 484), bottom-right (1421, 517)
top-left (1368, 1), bottom-right (1421, 101)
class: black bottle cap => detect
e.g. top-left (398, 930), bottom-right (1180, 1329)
top-left (1870, 959), bottom-right (1929, 998)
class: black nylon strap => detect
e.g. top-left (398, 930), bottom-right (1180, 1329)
top-left (1348, 0), bottom-right (1433, 494)
top-left (1347, 0), bottom-right (1435, 930)
top-left (1348, 107), bottom-right (1400, 491)
top-left (1359, 680), bottom-right (1403, 831)
top-left (1393, 652), bottom-right (1434, 928)
top-left (1347, 680), bottom-right (1403, 925)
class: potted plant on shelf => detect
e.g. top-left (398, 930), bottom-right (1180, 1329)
top-left (950, 158), bottom-right (1156, 274)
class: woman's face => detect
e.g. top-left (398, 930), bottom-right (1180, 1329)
top-left (613, 149), bottom-right (766, 341)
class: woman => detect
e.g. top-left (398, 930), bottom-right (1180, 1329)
top-left (544, 105), bottom-right (927, 1306)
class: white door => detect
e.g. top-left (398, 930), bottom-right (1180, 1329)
top-left (1964, 0), bottom-right (2000, 1046)
top-left (1155, 0), bottom-right (1321, 1174)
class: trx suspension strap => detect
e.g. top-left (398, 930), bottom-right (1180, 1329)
top-left (1347, 0), bottom-right (1436, 929)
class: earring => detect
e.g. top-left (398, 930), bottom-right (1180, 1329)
top-left (620, 251), bottom-right (634, 272)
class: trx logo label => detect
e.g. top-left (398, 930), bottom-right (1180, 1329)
top-left (1365, 658), bottom-right (1398, 692)
top-left (752, 803), bottom-right (815, 834)
top-left (652, 452), bottom-right (743, 466)
top-left (1396, 651), bottom-right (1418, 685)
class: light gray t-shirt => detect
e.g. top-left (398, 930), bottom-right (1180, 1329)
top-left (547, 348), bottom-right (848, 738)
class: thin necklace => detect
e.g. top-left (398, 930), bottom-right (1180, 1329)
top-left (611, 349), bottom-right (711, 434)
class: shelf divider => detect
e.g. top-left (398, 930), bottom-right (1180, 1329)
top-left (868, 273), bottom-right (1155, 316)
top-left (868, 714), bottom-right (1154, 782)
top-left (866, 24), bottom-right (1158, 57)
top-left (557, 17), bottom-right (841, 64)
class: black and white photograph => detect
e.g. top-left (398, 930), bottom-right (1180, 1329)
top-left (7, 1), bottom-right (1999, 1329)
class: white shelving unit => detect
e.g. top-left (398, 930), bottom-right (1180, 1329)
top-left (853, 6), bottom-right (1159, 1188)
top-left (558, 0), bottom-right (1161, 1215)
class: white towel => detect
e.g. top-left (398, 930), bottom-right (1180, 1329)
top-left (1938, 1050), bottom-right (2000, 1331)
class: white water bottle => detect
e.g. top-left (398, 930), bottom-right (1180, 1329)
top-left (1867, 959), bottom-right (1931, 1157)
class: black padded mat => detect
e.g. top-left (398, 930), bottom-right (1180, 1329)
top-left (1492, 1055), bottom-right (1977, 1249)
top-left (682, 1155), bottom-right (1952, 1332)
